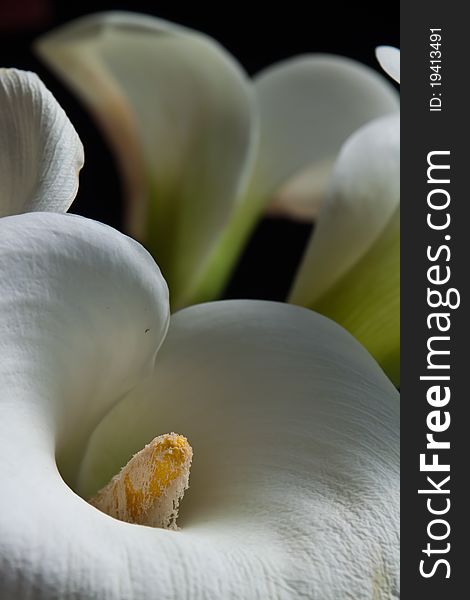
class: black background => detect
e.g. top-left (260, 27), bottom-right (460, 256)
top-left (0, 0), bottom-right (399, 300)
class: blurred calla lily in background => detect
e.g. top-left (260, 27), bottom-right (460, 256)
top-left (290, 112), bottom-right (400, 385)
top-left (289, 47), bottom-right (401, 384)
top-left (0, 68), bottom-right (399, 600)
top-left (35, 12), bottom-right (399, 312)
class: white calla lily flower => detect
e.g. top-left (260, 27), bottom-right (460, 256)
top-left (289, 47), bottom-right (401, 384)
top-left (290, 113), bottom-right (400, 384)
top-left (35, 11), bottom-right (399, 309)
top-left (0, 68), bottom-right (399, 599)
top-left (0, 213), bottom-right (399, 599)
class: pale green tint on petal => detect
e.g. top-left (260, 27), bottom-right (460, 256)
top-left (291, 115), bottom-right (399, 305)
top-left (376, 46), bottom-right (400, 84)
top-left (36, 12), bottom-right (256, 309)
top-left (313, 211), bottom-right (399, 385)
top-left (248, 55), bottom-right (399, 217)
top-left (181, 56), bottom-right (400, 304)
top-left (290, 115), bottom-right (400, 383)
top-left (172, 187), bottom-right (261, 306)
top-left (79, 301), bottom-right (399, 599)
top-left (0, 69), bottom-right (83, 217)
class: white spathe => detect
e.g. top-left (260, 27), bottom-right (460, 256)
top-left (35, 12), bottom-right (399, 307)
top-left (249, 54), bottom-right (399, 209)
top-left (35, 12), bottom-right (257, 307)
top-left (0, 69), bottom-right (83, 217)
top-left (290, 114), bottom-right (400, 384)
top-left (288, 47), bottom-right (401, 381)
top-left (376, 46), bottom-right (400, 84)
top-left (0, 214), bottom-right (399, 600)
top-left (291, 114), bottom-right (399, 306)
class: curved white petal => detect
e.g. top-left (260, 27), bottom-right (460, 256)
top-left (35, 12), bottom-right (256, 308)
top-left (290, 114), bottom-right (400, 383)
top-left (0, 212), bottom-right (169, 485)
top-left (78, 302), bottom-right (399, 599)
top-left (0, 69), bottom-right (84, 218)
top-left (0, 219), bottom-right (398, 599)
top-left (376, 46), bottom-right (400, 84)
top-left (247, 55), bottom-right (399, 216)
top-left (182, 55), bottom-right (401, 304)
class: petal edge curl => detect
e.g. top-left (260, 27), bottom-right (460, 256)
top-left (0, 69), bottom-right (83, 217)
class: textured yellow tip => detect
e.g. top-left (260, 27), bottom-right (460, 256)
top-left (88, 433), bottom-right (193, 529)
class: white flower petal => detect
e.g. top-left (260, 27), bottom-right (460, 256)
top-left (78, 301), bottom-right (399, 599)
top-left (290, 114), bottom-right (400, 383)
top-left (0, 69), bottom-right (84, 217)
top-left (183, 56), bottom-right (400, 304)
top-left (0, 192), bottom-right (397, 600)
top-left (0, 212), bottom-right (169, 485)
top-left (247, 55), bottom-right (399, 215)
top-left (35, 12), bottom-right (256, 308)
top-left (376, 46), bottom-right (400, 83)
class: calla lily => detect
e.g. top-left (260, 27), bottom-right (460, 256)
top-left (289, 48), bottom-right (400, 385)
top-left (35, 11), bottom-right (399, 309)
top-left (0, 69), bottom-right (400, 598)
top-left (290, 113), bottom-right (400, 385)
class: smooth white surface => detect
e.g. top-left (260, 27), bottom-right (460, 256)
top-left (247, 54), bottom-right (399, 212)
top-left (376, 46), bottom-right (400, 84)
top-left (290, 114), bottom-right (400, 305)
